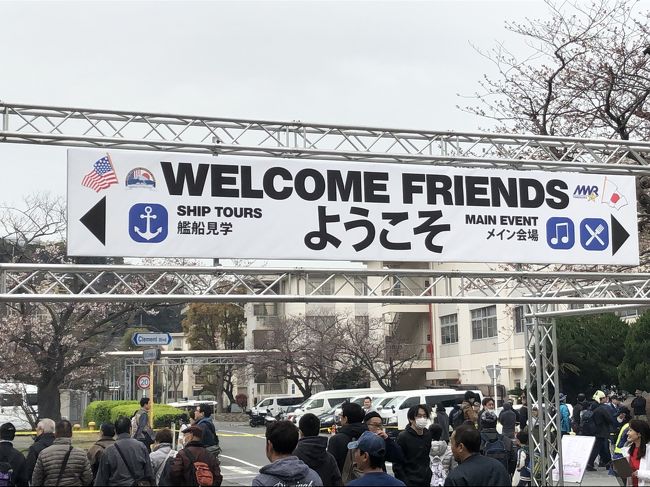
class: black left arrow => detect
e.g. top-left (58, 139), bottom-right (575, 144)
top-left (80, 197), bottom-right (106, 245)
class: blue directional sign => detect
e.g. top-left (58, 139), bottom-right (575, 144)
top-left (131, 333), bottom-right (172, 347)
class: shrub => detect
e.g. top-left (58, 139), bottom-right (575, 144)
top-left (108, 404), bottom-right (187, 429)
top-left (84, 400), bottom-right (139, 426)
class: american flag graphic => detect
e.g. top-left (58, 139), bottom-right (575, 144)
top-left (81, 155), bottom-right (118, 192)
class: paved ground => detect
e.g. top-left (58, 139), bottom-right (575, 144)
top-left (12, 423), bottom-right (620, 486)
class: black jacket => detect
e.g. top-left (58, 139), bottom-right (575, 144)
top-left (327, 422), bottom-right (366, 473)
top-left (25, 432), bottom-right (54, 482)
top-left (593, 404), bottom-right (615, 438)
top-left (498, 408), bottom-right (517, 438)
top-left (294, 436), bottom-right (342, 486)
top-left (0, 442), bottom-right (28, 487)
top-left (517, 406), bottom-right (528, 430)
top-left (394, 425), bottom-right (432, 487)
top-left (444, 453), bottom-right (510, 486)
top-left (632, 396), bottom-right (647, 416)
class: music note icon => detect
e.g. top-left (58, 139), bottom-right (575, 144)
top-left (546, 218), bottom-right (575, 249)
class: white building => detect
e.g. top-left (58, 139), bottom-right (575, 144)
top-left (244, 261), bottom-right (527, 401)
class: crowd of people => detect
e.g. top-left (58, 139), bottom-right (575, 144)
top-left (0, 390), bottom-right (647, 486)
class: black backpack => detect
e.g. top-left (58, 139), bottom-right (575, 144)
top-left (481, 434), bottom-right (510, 473)
top-left (450, 408), bottom-right (464, 429)
top-left (580, 409), bottom-right (596, 436)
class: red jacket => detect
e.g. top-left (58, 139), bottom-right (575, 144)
top-left (169, 441), bottom-right (222, 486)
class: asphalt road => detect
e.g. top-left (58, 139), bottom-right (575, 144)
top-left (218, 424), bottom-right (269, 486)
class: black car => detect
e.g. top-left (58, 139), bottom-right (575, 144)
top-left (317, 402), bottom-right (344, 432)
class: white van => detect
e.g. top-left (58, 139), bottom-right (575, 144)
top-left (251, 396), bottom-right (304, 417)
top-left (378, 389), bottom-right (483, 431)
top-left (289, 388), bottom-right (383, 423)
top-left (333, 393), bottom-right (386, 418)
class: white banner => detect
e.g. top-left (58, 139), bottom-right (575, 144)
top-left (67, 149), bottom-right (639, 265)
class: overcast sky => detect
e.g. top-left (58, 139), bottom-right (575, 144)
top-left (0, 0), bottom-right (556, 206)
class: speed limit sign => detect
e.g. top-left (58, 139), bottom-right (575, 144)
top-left (136, 374), bottom-right (150, 390)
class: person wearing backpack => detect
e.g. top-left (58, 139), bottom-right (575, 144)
top-left (587, 390), bottom-right (615, 472)
top-left (93, 416), bottom-right (154, 486)
top-left (445, 424), bottom-right (510, 487)
top-left (253, 421), bottom-right (321, 487)
top-left (428, 424), bottom-right (452, 487)
top-left (149, 428), bottom-right (177, 486)
top-left (170, 426), bottom-right (222, 486)
top-left (0, 423), bottom-right (27, 487)
top-left (87, 423), bottom-right (115, 482)
top-left (394, 404), bottom-right (433, 486)
top-left (194, 404), bottom-right (221, 460)
top-left (31, 420), bottom-right (92, 486)
top-left (478, 411), bottom-right (517, 479)
top-left (327, 402), bottom-right (367, 478)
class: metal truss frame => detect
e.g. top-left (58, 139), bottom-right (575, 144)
top-left (3, 102), bottom-right (650, 175)
top-left (2, 263), bottom-right (650, 306)
top-left (3, 101), bottom-right (650, 485)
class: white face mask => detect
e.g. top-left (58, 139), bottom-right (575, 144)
top-left (415, 418), bottom-right (428, 429)
top-left (617, 417), bottom-right (625, 423)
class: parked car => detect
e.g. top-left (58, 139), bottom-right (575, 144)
top-left (289, 388), bottom-right (383, 424)
top-left (250, 395), bottom-right (304, 417)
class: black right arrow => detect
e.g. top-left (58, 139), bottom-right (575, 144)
top-left (611, 215), bottom-right (630, 256)
top-left (80, 197), bottom-right (106, 245)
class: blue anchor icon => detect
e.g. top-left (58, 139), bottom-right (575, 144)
top-left (129, 203), bottom-right (168, 243)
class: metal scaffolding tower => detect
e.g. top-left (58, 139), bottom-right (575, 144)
top-left (2, 101), bottom-right (649, 485)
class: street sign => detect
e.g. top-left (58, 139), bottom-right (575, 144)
top-left (136, 374), bottom-right (150, 390)
top-left (131, 333), bottom-right (172, 347)
top-left (142, 348), bottom-right (161, 362)
top-left (486, 364), bottom-right (502, 380)
top-left (108, 381), bottom-right (121, 391)
top-left (67, 149), bottom-right (639, 265)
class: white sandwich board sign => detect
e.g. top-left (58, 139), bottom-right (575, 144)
top-left (67, 148), bottom-right (639, 265)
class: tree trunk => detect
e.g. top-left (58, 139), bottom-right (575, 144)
top-left (37, 378), bottom-right (61, 421)
top-left (215, 367), bottom-right (224, 413)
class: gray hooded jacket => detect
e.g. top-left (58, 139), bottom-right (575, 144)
top-left (252, 456), bottom-right (323, 487)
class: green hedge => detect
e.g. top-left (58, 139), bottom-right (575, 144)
top-left (84, 401), bottom-right (139, 426)
top-left (85, 400), bottom-right (187, 429)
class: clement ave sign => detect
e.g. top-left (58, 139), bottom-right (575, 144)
top-left (67, 149), bottom-right (639, 265)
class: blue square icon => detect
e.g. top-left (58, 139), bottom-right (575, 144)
top-left (129, 203), bottom-right (168, 243)
top-left (546, 217), bottom-right (575, 250)
top-left (580, 218), bottom-right (609, 251)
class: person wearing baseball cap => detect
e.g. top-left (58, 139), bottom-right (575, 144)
top-left (170, 426), bottom-right (222, 486)
top-left (0, 422), bottom-right (28, 486)
top-left (346, 431), bottom-right (405, 486)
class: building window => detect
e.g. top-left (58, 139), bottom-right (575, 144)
top-left (440, 314), bottom-right (458, 344)
top-left (352, 276), bottom-right (368, 296)
top-left (514, 306), bottom-right (524, 334)
top-left (471, 306), bottom-right (497, 340)
top-left (306, 275), bottom-right (335, 295)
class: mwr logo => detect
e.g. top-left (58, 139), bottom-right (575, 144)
top-left (573, 185), bottom-right (599, 201)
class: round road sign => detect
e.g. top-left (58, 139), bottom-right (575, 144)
top-left (136, 374), bottom-right (150, 390)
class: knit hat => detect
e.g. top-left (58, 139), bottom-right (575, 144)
top-left (0, 423), bottom-right (16, 441)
